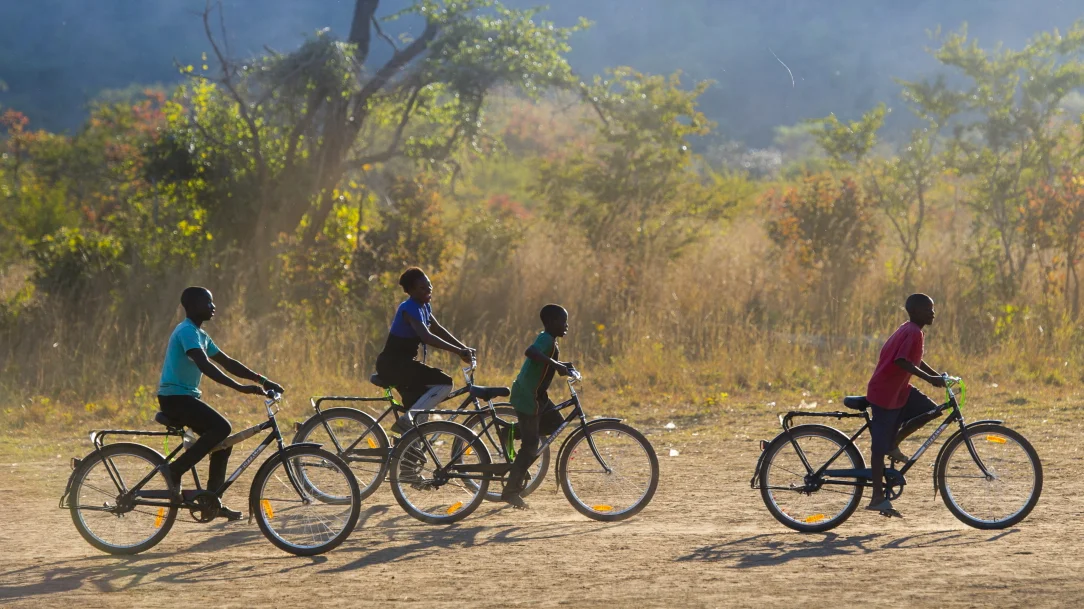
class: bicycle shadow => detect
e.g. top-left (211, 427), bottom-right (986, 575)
top-left (326, 517), bottom-right (622, 572)
top-left (676, 528), bottom-right (1019, 568)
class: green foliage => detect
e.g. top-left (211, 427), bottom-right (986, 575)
top-left (807, 104), bottom-right (887, 169)
top-left (31, 227), bottom-right (125, 301)
top-left (765, 172), bottom-right (880, 303)
top-left (536, 68), bottom-right (744, 265)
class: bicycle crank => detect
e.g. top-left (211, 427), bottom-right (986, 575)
top-left (188, 491), bottom-right (221, 523)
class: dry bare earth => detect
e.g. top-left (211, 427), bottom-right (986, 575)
top-left (1, 402), bottom-right (1082, 609)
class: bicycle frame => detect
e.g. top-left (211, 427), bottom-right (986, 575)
top-left (62, 394), bottom-right (307, 513)
top-left (763, 378), bottom-right (994, 491)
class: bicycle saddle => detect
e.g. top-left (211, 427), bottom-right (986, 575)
top-left (154, 411), bottom-right (185, 430)
top-left (469, 385), bottom-right (511, 400)
top-left (369, 374), bottom-right (394, 389)
top-left (842, 396), bottom-right (871, 411)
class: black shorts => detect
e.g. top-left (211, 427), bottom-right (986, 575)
top-left (375, 354), bottom-right (452, 408)
top-left (869, 387), bottom-right (939, 454)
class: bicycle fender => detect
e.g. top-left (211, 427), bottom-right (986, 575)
top-left (554, 418), bottom-right (623, 488)
top-left (931, 419), bottom-right (1003, 496)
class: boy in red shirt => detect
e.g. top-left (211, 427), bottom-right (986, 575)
top-left (865, 293), bottom-right (946, 516)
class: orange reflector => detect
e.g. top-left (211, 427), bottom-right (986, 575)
top-left (154, 507), bottom-right (165, 528)
top-left (592, 505), bottom-right (614, 512)
top-left (986, 435), bottom-right (1007, 444)
top-left (447, 501), bottom-right (463, 515)
top-left (261, 499), bottom-right (274, 519)
top-left (465, 446), bottom-right (473, 456)
top-left (367, 437), bottom-right (378, 449)
top-left (803, 514), bottom-right (826, 524)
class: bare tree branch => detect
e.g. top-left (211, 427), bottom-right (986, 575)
top-left (348, 0), bottom-right (380, 63)
top-left (372, 15), bottom-right (400, 54)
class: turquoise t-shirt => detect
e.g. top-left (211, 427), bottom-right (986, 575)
top-left (157, 319), bottom-right (220, 398)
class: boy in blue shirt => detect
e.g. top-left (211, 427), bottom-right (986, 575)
top-left (502, 304), bottom-right (573, 508)
top-left (157, 287), bottom-right (283, 520)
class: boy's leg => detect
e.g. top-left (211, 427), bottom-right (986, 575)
top-left (391, 362), bottom-right (453, 432)
top-left (502, 410), bottom-right (540, 507)
top-left (158, 395), bottom-right (232, 487)
top-left (867, 404), bottom-right (901, 511)
top-left (893, 386), bottom-right (941, 447)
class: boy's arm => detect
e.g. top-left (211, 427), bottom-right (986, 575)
top-left (894, 358), bottom-right (946, 387)
top-left (525, 346), bottom-right (570, 376)
top-left (406, 315), bottom-right (472, 360)
top-left (188, 349), bottom-right (267, 395)
top-left (430, 316), bottom-right (468, 351)
top-left (210, 351), bottom-right (284, 393)
top-left (917, 360), bottom-right (940, 378)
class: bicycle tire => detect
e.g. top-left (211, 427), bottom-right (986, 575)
top-left (389, 421), bottom-right (490, 525)
top-left (249, 445), bottom-right (361, 556)
top-left (759, 425), bottom-right (864, 533)
top-left (558, 421), bottom-right (659, 522)
top-left (936, 423), bottom-right (1043, 529)
top-left (69, 442), bottom-right (178, 555)
top-left (293, 407), bottom-right (389, 501)
top-left (461, 404), bottom-right (550, 501)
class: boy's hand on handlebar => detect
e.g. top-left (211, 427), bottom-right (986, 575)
top-left (240, 384), bottom-right (268, 396)
top-left (555, 361), bottom-right (572, 377)
top-left (926, 374), bottom-right (947, 388)
top-left (262, 378), bottom-right (285, 394)
top-left (458, 347), bottom-right (475, 363)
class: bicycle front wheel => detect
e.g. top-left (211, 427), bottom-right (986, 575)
top-left (250, 446), bottom-right (361, 556)
top-left (558, 422), bottom-right (659, 522)
top-left (936, 423), bottom-right (1042, 529)
top-left (69, 442), bottom-right (178, 555)
top-left (759, 425), bottom-right (864, 533)
top-left (462, 404), bottom-right (550, 501)
top-left (389, 421), bottom-right (490, 524)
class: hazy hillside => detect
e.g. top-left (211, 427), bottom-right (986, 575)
top-left (1, 0), bottom-right (1081, 145)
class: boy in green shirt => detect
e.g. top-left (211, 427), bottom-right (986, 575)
top-left (502, 304), bottom-right (573, 508)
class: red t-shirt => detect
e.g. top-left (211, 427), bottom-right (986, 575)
top-left (866, 321), bottom-right (924, 410)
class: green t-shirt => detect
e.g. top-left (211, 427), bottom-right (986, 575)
top-left (510, 331), bottom-right (559, 414)
top-left (157, 319), bottom-right (220, 398)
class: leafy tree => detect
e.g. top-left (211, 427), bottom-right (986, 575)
top-left (1024, 164), bottom-right (1084, 317)
top-left (907, 22), bottom-right (1084, 299)
top-left (535, 68), bottom-right (745, 268)
top-left (765, 172), bottom-right (880, 313)
top-left (150, 0), bottom-right (585, 305)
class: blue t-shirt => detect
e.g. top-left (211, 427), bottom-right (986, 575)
top-left (157, 319), bottom-right (220, 398)
top-left (389, 298), bottom-right (431, 338)
top-left (382, 298), bottom-right (432, 359)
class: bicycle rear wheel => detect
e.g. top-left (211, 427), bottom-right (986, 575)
top-left (759, 425), bottom-right (864, 533)
top-left (936, 423), bottom-right (1042, 529)
top-left (462, 404), bottom-right (550, 501)
top-left (293, 407), bottom-right (389, 500)
top-left (558, 422), bottom-right (658, 522)
top-left (250, 446), bottom-right (361, 556)
top-left (69, 443), bottom-right (178, 555)
top-left (389, 421), bottom-right (490, 524)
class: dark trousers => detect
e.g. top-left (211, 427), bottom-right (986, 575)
top-left (869, 387), bottom-right (939, 455)
top-left (158, 395), bottom-right (233, 491)
top-left (375, 354), bottom-right (453, 408)
top-left (504, 410), bottom-right (540, 496)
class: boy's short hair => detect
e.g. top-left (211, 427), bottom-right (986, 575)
top-left (398, 267), bottom-right (426, 293)
top-left (540, 304), bottom-right (567, 324)
top-left (904, 293), bottom-right (933, 314)
top-left (180, 286), bottom-right (210, 312)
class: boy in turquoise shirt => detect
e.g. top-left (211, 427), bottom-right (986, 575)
top-left (502, 304), bottom-right (573, 508)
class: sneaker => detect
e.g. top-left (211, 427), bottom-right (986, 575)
top-left (500, 490), bottom-right (530, 510)
top-left (865, 498), bottom-right (903, 518)
top-left (390, 414), bottom-right (414, 436)
top-left (219, 505), bottom-right (244, 521)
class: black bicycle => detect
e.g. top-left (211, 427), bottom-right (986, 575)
top-left (385, 368), bottom-right (660, 524)
top-left (752, 375), bottom-right (1042, 532)
top-left (60, 392), bottom-right (362, 556)
top-left (293, 358), bottom-right (550, 502)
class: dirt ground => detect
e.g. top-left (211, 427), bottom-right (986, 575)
top-left (1, 402), bottom-right (1082, 609)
